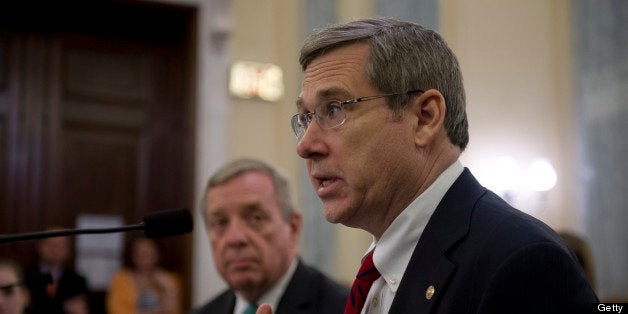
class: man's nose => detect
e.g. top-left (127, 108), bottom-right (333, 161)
top-left (223, 219), bottom-right (249, 247)
top-left (296, 119), bottom-right (327, 159)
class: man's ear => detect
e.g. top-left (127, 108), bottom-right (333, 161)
top-left (412, 89), bottom-right (447, 148)
top-left (289, 212), bottom-right (303, 244)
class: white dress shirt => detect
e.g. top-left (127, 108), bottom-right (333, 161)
top-left (234, 259), bottom-right (298, 314)
top-left (362, 161), bottom-right (464, 314)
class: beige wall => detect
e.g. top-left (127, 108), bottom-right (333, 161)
top-left (441, 0), bottom-right (579, 232)
top-left (159, 0), bottom-right (582, 306)
top-left (228, 0), bottom-right (302, 182)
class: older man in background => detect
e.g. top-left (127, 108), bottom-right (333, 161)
top-left (190, 158), bottom-right (347, 314)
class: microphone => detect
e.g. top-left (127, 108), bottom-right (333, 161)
top-left (0, 208), bottom-right (193, 244)
top-left (141, 208), bottom-right (194, 238)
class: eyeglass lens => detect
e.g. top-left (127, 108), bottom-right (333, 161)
top-left (0, 284), bottom-right (21, 296)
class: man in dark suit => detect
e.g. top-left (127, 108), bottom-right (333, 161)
top-left (190, 158), bottom-right (348, 314)
top-left (282, 17), bottom-right (599, 314)
top-left (25, 231), bottom-right (89, 314)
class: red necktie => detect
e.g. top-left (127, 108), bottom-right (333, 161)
top-left (344, 250), bottom-right (381, 314)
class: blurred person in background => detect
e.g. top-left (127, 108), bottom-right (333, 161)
top-left (0, 259), bottom-right (30, 314)
top-left (190, 158), bottom-right (347, 314)
top-left (107, 235), bottom-right (181, 314)
top-left (25, 229), bottom-right (89, 314)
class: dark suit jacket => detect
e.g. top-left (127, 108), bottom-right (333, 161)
top-left (190, 259), bottom-right (348, 314)
top-left (389, 168), bottom-right (598, 314)
top-left (25, 266), bottom-right (88, 314)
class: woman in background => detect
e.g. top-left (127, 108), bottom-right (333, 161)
top-left (106, 235), bottom-right (181, 314)
top-left (0, 259), bottom-right (30, 314)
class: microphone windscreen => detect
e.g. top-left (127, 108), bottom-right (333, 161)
top-left (142, 208), bottom-right (193, 238)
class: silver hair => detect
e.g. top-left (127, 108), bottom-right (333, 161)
top-left (300, 17), bottom-right (469, 150)
top-left (202, 158), bottom-right (295, 221)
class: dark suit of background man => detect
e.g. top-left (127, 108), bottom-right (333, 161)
top-left (286, 17), bottom-right (598, 314)
top-left (190, 158), bottom-right (348, 314)
top-left (25, 232), bottom-right (89, 314)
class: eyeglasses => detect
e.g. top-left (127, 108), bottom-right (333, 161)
top-left (0, 282), bottom-right (24, 296)
top-left (291, 89), bottom-right (423, 140)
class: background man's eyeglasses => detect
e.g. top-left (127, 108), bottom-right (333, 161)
top-left (0, 282), bottom-right (24, 296)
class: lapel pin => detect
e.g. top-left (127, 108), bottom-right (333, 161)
top-left (425, 285), bottom-right (436, 300)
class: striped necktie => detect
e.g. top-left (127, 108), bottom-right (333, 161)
top-left (344, 250), bottom-right (380, 314)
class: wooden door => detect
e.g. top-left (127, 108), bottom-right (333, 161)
top-left (0, 1), bottom-right (196, 312)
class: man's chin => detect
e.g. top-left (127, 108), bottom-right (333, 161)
top-left (323, 203), bottom-right (350, 224)
top-left (228, 275), bottom-right (261, 291)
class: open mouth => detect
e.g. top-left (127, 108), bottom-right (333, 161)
top-left (312, 174), bottom-right (340, 197)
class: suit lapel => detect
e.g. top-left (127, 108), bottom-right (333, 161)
top-left (225, 293), bottom-right (237, 313)
top-left (390, 169), bottom-right (485, 313)
top-left (216, 291), bottom-right (237, 314)
top-left (390, 230), bottom-right (456, 314)
top-left (275, 260), bottom-right (312, 314)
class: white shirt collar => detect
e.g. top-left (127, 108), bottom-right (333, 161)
top-left (369, 161), bottom-right (464, 293)
top-left (234, 259), bottom-right (298, 314)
